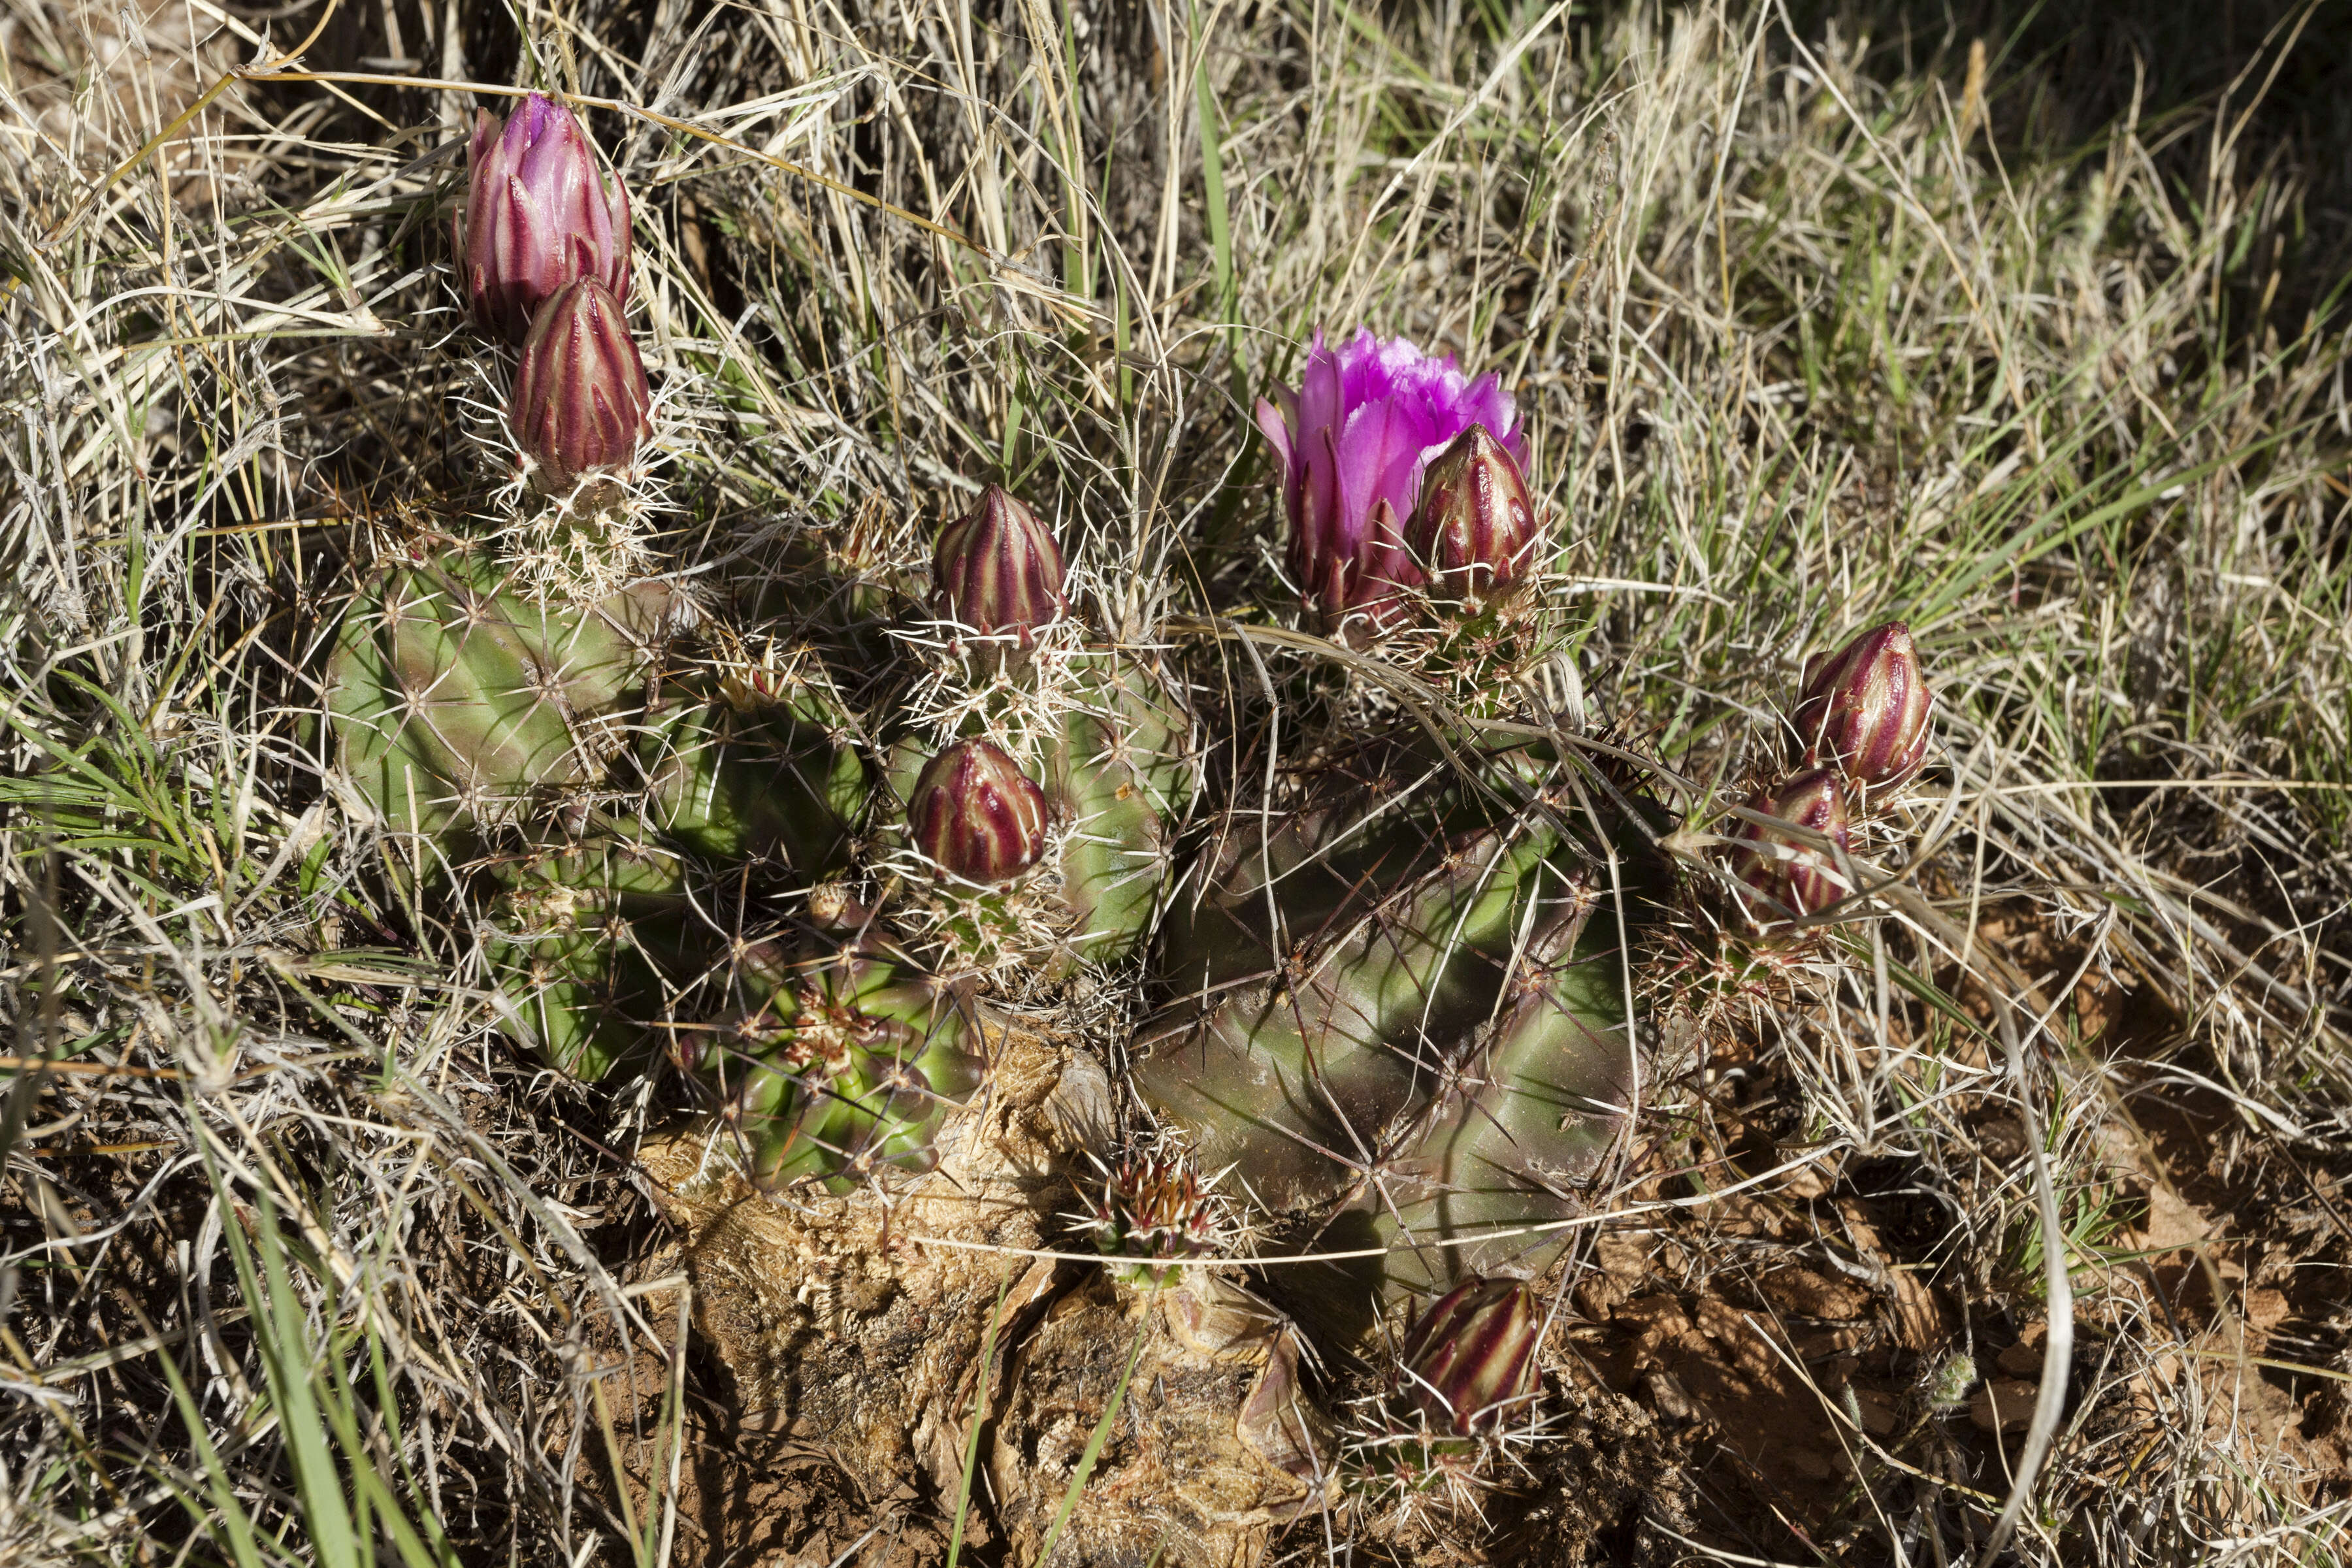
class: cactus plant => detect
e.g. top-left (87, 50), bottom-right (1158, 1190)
top-left (325, 547), bottom-right (688, 843)
top-left (691, 937), bottom-right (983, 1192)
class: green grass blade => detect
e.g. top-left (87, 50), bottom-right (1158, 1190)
top-left (944, 1269), bottom-right (1015, 1568)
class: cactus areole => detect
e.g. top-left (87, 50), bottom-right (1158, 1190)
top-left (458, 91), bottom-right (632, 344)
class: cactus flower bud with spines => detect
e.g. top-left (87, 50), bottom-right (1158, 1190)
top-left (1792, 621), bottom-right (1933, 787)
top-left (930, 485), bottom-right (1068, 644)
top-left (1081, 1151), bottom-right (1220, 1287)
top-left (1256, 329), bottom-right (1526, 635)
top-left (511, 277), bottom-right (652, 493)
top-left (458, 91), bottom-right (632, 344)
top-left (909, 740), bottom-right (1050, 886)
top-left (1407, 423), bottom-right (1539, 604)
top-left (1728, 768), bottom-right (1852, 918)
top-left (1396, 1277), bottom-right (1540, 1434)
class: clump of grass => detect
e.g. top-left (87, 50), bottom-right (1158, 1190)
top-left (3, 1), bottom-right (2349, 1564)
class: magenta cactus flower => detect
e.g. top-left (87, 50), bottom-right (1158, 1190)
top-left (457, 91), bottom-right (632, 344)
top-left (1727, 768), bottom-right (1853, 919)
top-left (908, 740), bottom-right (1051, 887)
top-left (931, 485), bottom-right (1069, 645)
top-left (510, 277), bottom-right (652, 493)
top-left (1256, 329), bottom-right (1526, 634)
top-left (1792, 621), bottom-right (1933, 789)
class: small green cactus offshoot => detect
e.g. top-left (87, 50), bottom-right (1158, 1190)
top-left (481, 827), bottom-right (696, 1079)
top-left (633, 674), bottom-right (866, 874)
top-left (693, 939), bottom-right (983, 1193)
top-left (1077, 1149), bottom-right (1222, 1288)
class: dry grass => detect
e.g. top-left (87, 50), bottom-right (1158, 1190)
top-left (2, 0), bottom-right (2349, 1563)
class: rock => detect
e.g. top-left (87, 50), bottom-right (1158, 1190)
top-left (1969, 1377), bottom-right (2041, 1434)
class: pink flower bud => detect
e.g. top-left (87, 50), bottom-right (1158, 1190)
top-left (1727, 768), bottom-right (1852, 918)
top-left (1792, 621), bottom-right (1933, 787)
top-left (510, 277), bottom-right (651, 493)
top-left (457, 92), bottom-right (632, 344)
top-left (908, 740), bottom-right (1049, 887)
top-left (1406, 423), bottom-right (1539, 604)
top-left (1396, 1276), bottom-right (1540, 1434)
top-left (930, 485), bottom-right (1068, 643)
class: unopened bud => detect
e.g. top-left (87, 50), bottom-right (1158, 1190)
top-left (510, 277), bottom-right (651, 493)
top-left (1792, 621), bottom-right (1932, 788)
top-left (1406, 423), bottom-right (1539, 605)
top-left (930, 485), bottom-right (1069, 644)
top-left (457, 92), bottom-right (632, 344)
top-left (1396, 1276), bottom-right (1540, 1435)
top-left (1083, 1151), bottom-right (1219, 1286)
top-left (908, 740), bottom-right (1049, 887)
top-left (1727, 768), bottom-right (1852, 918)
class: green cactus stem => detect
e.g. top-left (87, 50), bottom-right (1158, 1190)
top-left (1343, 885), bottom-right (1637, 1303)
top-left (634, 678), bottom-right (866, 873)
top-left (1136, 801), bottom-right (1576, 1217)
top-left (327, 548), bottom-right (686, 845)
top-left (1050, 653), bottom-right (1192, 965)
top-left (480, 828), bottom-right (702, 1080)
top-left (1135, 774), bottom-right (1664, 1333)
top-left (694, 939), bottom-right (984, 1193)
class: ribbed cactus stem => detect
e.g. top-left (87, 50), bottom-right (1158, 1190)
top-left (1347, 885), bottom-right (1635, 1301)
top-left (634, 679), bottom-right (866, 873)
top-left (327, 551), bottom-right (685, 843)
top-left (1137, 811), bottom-right (1572, 1217)
top-left (698, 941), bottom-right (983, 1193)
top-left (483, 828), bottom-right (696, 1080)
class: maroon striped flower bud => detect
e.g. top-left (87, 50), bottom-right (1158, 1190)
top-left (1727, 768), bottom-right (1852, 918)
top-left (1406, 423), bottom-right (1539, 605)
top-left (1396, 1276), bottom-right (1540, 1435)
top-left (930, 486), bottom-right (1069, 644)
top-left (908, 740), bottom-right (1049, 887)
top-left (457, 92), bottom-right (632, 344)
top-left (510, 277), bottom-right (652, 493)
top-left (1792, 621), bottom-right (1933, 788)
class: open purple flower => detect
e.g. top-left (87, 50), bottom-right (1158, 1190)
top-left (1255, 329), bottom-right (1526, 635)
